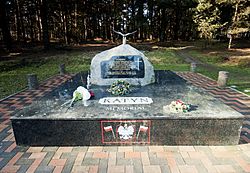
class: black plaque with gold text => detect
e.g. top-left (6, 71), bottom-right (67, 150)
top-left (101, 56), bottom-right (144, 78)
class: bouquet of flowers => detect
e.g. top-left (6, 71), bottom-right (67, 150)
top-left (168, 99), bottom-right (191, 113)
top-left (107, 80), bottom-right (131, 96)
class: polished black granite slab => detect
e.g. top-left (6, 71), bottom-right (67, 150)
top-left (11, 71), bottom-right (244, 146)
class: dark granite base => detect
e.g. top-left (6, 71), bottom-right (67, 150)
top-left (11, 118), bottom-right (242, 146)
top-left (152, 119), bottom-right (242, 145)
top-left (11, 71), bottom-right (244, 146)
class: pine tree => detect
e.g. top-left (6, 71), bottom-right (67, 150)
top-left (193, 0), bottom-right (222, 48)
top-left (227, 0), bottom-right (250, 49)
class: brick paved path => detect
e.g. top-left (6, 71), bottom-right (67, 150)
top-left (0, 72), bottom-right (249, 173)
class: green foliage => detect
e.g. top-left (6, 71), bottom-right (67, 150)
top-left (107, 80), bottom-right (131, 96)
top-left (227, 0), bottom-right (250, 36)
top-left (73, 91), bottom-right (83, 101)
top-left (193, 0), bottom-right (222, 40)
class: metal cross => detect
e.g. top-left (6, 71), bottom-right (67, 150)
top-left (134, 57), bottom-right (142, 70)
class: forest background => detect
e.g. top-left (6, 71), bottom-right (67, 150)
top-left (0, 0), bottom-right (249, 99)
top-left (0, 0), bottom-right (249, 50)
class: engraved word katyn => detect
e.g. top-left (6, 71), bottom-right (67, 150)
top-left (99, 97), bottom-right (153, 105)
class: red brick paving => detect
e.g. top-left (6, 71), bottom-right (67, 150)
top-left (49, 159), bottom-right (67, 166)
top-left (87, 146), bottom-right (103, 152)
top-left (141, 152), bottom-right (150, 165)
top-left (89, 165), bottom-right (99, 173)
top-left (57, 147), bottom-right (73, 153)
top-left (0, 72), bottom-right (249, 173)
top-left (118, 146), bottom-right (133, 152)
top-left (107, 166), bottom-right (125, 173)
top-left (4, 142), bottom-right (16, 152)
top-left (143, 165), bottom-right (161, 173)
top-left (166, 156), bottom-right (180, 173)
top-left (71, 165), bottom-right (89, 173)
top-left (125, 152), bottom-right (141, 158)
top-left (0, 165), bottom-right (20, 173)
top-left (29, 152), bottom-right (47, 159)
top-left (149, 146), bottom-right (164, 152)
top-left (214, 165), bottom-right (236, 173)
top-left (6, 152), bottom-right (23, 166)
top-left (53, 166), bottom-right (64, 173)
top-left (74, 151), bottom-right (86, 165)
top-left (26, 158), bottom-right (43, 173)
top-left (125, 166), bottom-right (133, 173)
top-left (179, 165), bottom-right (199, 173)
top-left (27, 147), bottom-right (44, 153)
top-left (92, 152), bottom-right (109, 158)
top-left (108, 152), bottom-right (116, 166)
top-left (234, 157), bottom-right (250, 172)
top-left (52, 151), bottom-right (63, 159)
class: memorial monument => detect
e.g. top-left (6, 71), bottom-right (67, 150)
top-left (10, 31), bottom-right (243, 146)
top-left (90, 30), bottom-right (155, 86)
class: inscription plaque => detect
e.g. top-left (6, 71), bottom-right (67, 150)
top-left (101, 55), bottom-right (144, 78)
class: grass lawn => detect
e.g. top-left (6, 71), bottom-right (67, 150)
top-left (188, 47), bottom-right (250, 95)
top-left (1, 41), bottom-right (249, 99)
top-left (197, 66), bottom-right (250, 95)
top-left (0, 47), bottom-right (189, 99)
top-left (145, 49), bottom-right (189, 71)
top-left (0, 51), bottom-right (95, 99)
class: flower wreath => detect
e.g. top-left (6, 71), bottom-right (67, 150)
top-left (107, 80), bottom-right (131, 96)
top-left (168, 100), bottom-right (191, 113)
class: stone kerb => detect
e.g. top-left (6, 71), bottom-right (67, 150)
top-left (90, 44), bottom-right (155, 86)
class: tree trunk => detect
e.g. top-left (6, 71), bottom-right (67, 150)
top-left (160, 7), bottom-right (166, 42)
top-left (64, 13), bottom-right (69, 44)
top-left (15, 0), bottom-right (21, 41)
top-left (28, 15), bottom-right (34, 42)
top-left (74, 3), bottom-right (77, 28)
top-left (60, 2), bottom-right (69, 45)
top-left (228, 2), bottom-right (238, 50)
top-left (138, 0), bottom-right (144, 40)
top-left (36, 0), bottom-right (42, 41)
top-left (19, 4), bottom-right (26, 42)
top-left (173, 1), bottom-right (181, 40)
top-left (228, 36), bottom-right (232, 49)
top-left (148, 0), bottom-right (153, 40)
top-left (0, 0), bottom-right (12, 50)
top-left (204, 40), bottom-right (208, 49)
top-left (40, 0), bottom-right (50, 50)
top-left (83, 18), bottom-right (87, 40)
top-left (63, 2), bottom-right (70, 44)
